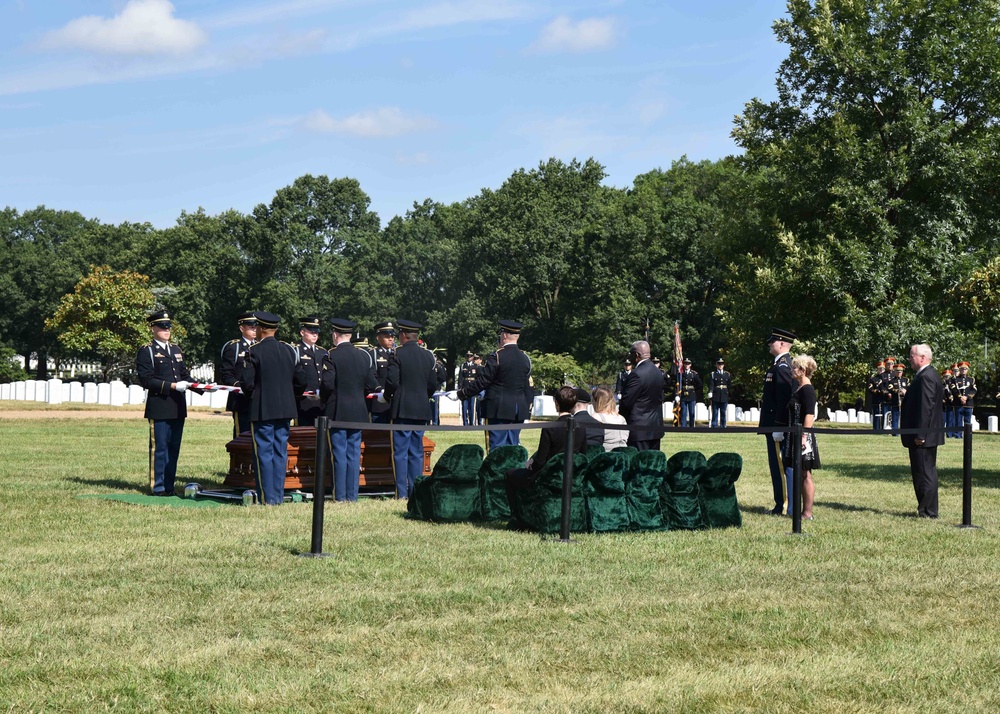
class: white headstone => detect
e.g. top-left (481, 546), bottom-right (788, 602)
top-left (34, 382), bottom-right (47, 402)
top-left (83, 383), bottom-right (98, 404)
top-left (97, 383), bottom-right (112, 405)
top-left (748, 407), bottom-right (760, 423)
top-left (187, 389), bottom-right (212, 408)
top-left (971, 417), bottom-right (979, 432)
top-left (0, 383), bottom-right (10, 400)
top-left (988, 416), bottom-right (998, 433)
top-left (14, 381), bottom-right (26, 400)
top-left (110, 380), bottom-right (128, 406)
top-left (128, 385), bottom-right (146, 405)
top-left (438, 395), bottom-right (460, 416)
top-left (695, 403), bottom-right (708, 423)
top-left (24, 380), bottom-right (37, 401)
top-left (62, 382), bottom-right (71, 401)
top-left (210, 390), bottom-right (229, 409)
top-left (69, 381), bottom-right (84, 402)
top-left (533, 395), bottom-right (557, 418)
top-left (727, 404), bottom-right (737, 423)
top-left (46, 378), bottom-right (63, 405)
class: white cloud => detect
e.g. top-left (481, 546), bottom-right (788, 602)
top-left (395, 151), bottom-right (432, 165)
top-left (530, 15), bottom-right (619, 53)
top-left (40, 0), bottom-right (207, 56)
top-left (303, 107), bottom-right (437, 138)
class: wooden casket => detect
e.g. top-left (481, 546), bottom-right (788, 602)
top-left (224, 427), bottom-right (435, 493)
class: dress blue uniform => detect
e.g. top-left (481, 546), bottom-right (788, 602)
top-left (365, 322), bottom-right (396, 424)
top-left (294, 316), bottom-right (328, 427)
top-left (385, 321), bottom-right (439, 499)
top-left (709, 361), bottom-right (731, 428)
top-left (220, 311), bottom-right (257, 437)
top-left (321, 319), bottom-right (379, 501)
top-left (458, 354), bottom-right (480, 425)
top-left (135, 311), bottom-right (200, 496)
top-left (240, 312), bottom-right (305, 505)
top-left (760, 328), bottom-right (797, 515)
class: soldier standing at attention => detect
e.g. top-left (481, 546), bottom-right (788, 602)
top-left (708, 358), bottom-right (731, 429)
top-left (760, 327), bottom-right (797, 515)
top-left (886, 363), bottom-right (909, 435)
top-left (453, 320), bottom-right (532, 450)
top-left (614, 359), bottom-right (632, 403)
top-left (678, 358), bottom-right (702, 428)
top-left (473, 353), bottom-right (485, 425)
top-left (321, 318), bottom-right (379, 502)
top-left (366, 321), bottom-right (396, 424)
top-left (135, 310), bottom-right (202, 496)
top-left (953, 361), bottom-right (977, 436)
top-left (294, 316), bottom-right (327, 427)
top-left (385, 320), bottom-right (439, 499)
top-left (942, 366), bottom-right (958, 437)
top-left (458, 351), bottom-right (480, 426)
top-left (220, 311), bottom-right (257, 437)
top-left (867, 361), bottom-right (886, 431)
top-left (240, 312), bottom-right (304, 505)
top-left (431, 348), bottom-right (448, 425)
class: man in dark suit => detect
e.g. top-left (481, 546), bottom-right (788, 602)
top-left (219, 311), bottom-right (257, 437)
top-left (240, 312), bottom-right (305, 505)
top-left (900, 343), bottom-right (945, 518)
top-left (571, 387), bottom-right (606, 449)
top-left (320, 318), bottom-right (379, 502)
top-left (760, 327), bottom-right (797, 515)
top-left (619, 340), bottom-right (665, 451)
top-left (384, 320), bottom-right (439, 499)
top-left (294, 316), bottom-right (327, 427)
top-left (135, 310), bottom-right (202, 496)
top-left (454, 319), bottom-right (533, 450)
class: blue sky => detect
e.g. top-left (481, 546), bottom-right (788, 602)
top-left (1, 0), bottom-right (790, 228)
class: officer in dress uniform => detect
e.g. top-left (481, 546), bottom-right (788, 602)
top-left (135, 310), bottom-right (202, 496)
top-left (867, 361), bottom-right (886, 431)
top-left (473, 354), bottom-right (485, 425)
top-left (760, 327), bottom-right (797, 515)
top-left (886, 363), bottom-right (909, 435)
top-left (454, 319), bottom-right (533, 450)
top-left (458, 351), bottom-right (480, 425)
top-left (220, 311), bottom-right (257, 437)
top-left (678, 358), bottom-right (703, 428)
top-left (294, 316), bottom-right (328, 427)
top-left (614, 359), bottom-right (632, 403)
top-left (431, 348), bottom-right (448, 425)
top-left (365, 321), bottom-right (396, 424)
top-left (240, 312), bottom-right (305, 505)
top-left (942, 367), bottom-right (958, 437)
top-left (953, 361), bottom-right (977, 436)
top-left (320, 318), bottom-right (379, 502)
top-left (878, 357), bottom-right (898, 432)
top-left (384, 320), bottom-right (439, 499)
top-left (708, 358), bottom-right (731, 429)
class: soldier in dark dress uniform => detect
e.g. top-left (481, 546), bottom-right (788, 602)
top-left (219, 311), bottom-right (257, 437)
top-left (135, 310), bottom-right (202, 496)
top-left (614, 359), bottom-right (632, 403)
top-left (953, 361), bottom-right (977, 436)
top-left (240, 312), bottom-right (305, 505)
top-left (294, 316), bottom-right (327, 427)
top-left (886, 363), bottom-right (909, 435)
top-left (320, 318), bottom-right (379, 502)
top-left (454, 320), bottom-right (533, 450)
top-left (431, 349), bottom-right (448, 425)
top-left (708, 358), bottom-right (731, 428)
top-left (678, 358), bottom-right (702, 428)
top-left (365, 321), bottom-right (395, 424)
top-left (867, 361), bottom-right (886, 431)
top-left (942, 367), bottom-right (957, 437)
top-left (458, 352), bottom-right (480, 425)
top-left (384, 320), bottom-right (439, 499)
top-left (760, 327), bottom-right (796, 515)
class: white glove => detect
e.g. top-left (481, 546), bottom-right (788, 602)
top-left (376, 393), bottom-right (387, 404)
top-left (772, 431), bottom-right (784, 442)
top-left (174, 380), bottom-right (190, 392)
top-left (707, 392), bottom-right (713, 400)
top-left (674, 396), bottom-right (680, 404)
top-left (445, 391), bottom-right (460, 401)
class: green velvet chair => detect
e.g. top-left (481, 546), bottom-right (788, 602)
top-left (407, 443), bottom-right (485, 522)
top-left (661, 450), bottom-right (708, 530)
top-left (585, 443), bottom-right (606, 462)
top-left (624, 449), bottom-right (668, 531)
top-left (478, 444), bottom-right (528, 521)
top-left (583, 451), bottom-right (630, 532)
top-left (518, 452), bottom-right (590, 534)
top-left (611, 445), bottom-right (639, 470)
top-left (699, 452), bottom-right (743, 528)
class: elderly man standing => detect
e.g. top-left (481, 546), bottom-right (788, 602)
top-left (760, 327), bottom-right (797, 515)
top-left (455, 320), bottom-right (533, 450)
top-left (900, 343), bottom-right (944, 518)
top-left (619, 340), bottom-right (665, 451)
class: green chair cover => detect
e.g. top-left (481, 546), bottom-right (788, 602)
top-left (700, 452), bottom-right (743, 528)
top-left (585, 443), bottom-right (606, 462)
top-left (478, 444), bottom-right (528, 521)
top-left (625, 450), bottom-right (667, 531)
top-left (406, 443), bottom-right (485, 522)
top-left (584, 451), bottom-right (630, 532)
top-left (661, 450), bottom-right (708, 530)
top-left (518, 452), bottom-right (589, 534)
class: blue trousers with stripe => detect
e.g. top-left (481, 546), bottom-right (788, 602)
top-left (251, 420), bottom-right (290, 505)
top-left (392, 418), bottom-right (427, 499)
top-left (329, 428), bottom-right (362, 501)
top-left (149, 418), bottom-right (184, 495)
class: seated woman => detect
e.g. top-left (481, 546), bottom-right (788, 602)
top-left (591, 386), bottom-right (628, 451)
top-left (504, 385), bottom-right (585, 529)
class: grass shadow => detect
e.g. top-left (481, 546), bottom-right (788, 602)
top-left (814, 500), bottom-right (918, 518)
top-left (829, 462), bottom-right (1000, 489)
top-left (68, 476), bottom-right (141, 492)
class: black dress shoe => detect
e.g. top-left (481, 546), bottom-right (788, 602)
top-left (769, 505), bottom-right (784, 516)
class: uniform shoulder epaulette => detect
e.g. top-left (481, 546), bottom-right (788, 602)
top-left (227, 338), bottom-right (240, 345)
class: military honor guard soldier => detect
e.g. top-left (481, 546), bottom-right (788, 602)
top-left (952, 361), bottom-right (977, 436)
top-left (453, 319), bottom-right (533, 450)
top-left (458, 351), bottom-right (480, 426)
top-left (678, 358), bottom-right (702, 428)
top-left (366, 321), bottom-right (396, 424)
top-left (708, 358), bottom-right (731, 429)
top-left (384, 320), bottom-right (439, 499)
top-left (867, 361), bottom-right (886, 431)
top-left (219, 311), bottom-right (258, 437)
top-left (760, 327), bottom-right (797, 515)
top-left (135, 310), bottom-right (203, 496)
top-left (886, 363), bottom-right (909, 435)
top-left (240, 312), bottom-right (306, 505)
top-left (294, 316), bottom-right (328, 427)
top-left (320, 318), bottom-right (379, 502)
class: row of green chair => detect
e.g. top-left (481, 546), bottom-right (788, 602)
top-left (407, 443), bottom-right (742, 533)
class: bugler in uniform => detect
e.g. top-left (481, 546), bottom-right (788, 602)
top-left (219, 311), bottom-right (257, 437)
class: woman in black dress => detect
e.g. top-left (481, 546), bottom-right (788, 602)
top-left (782, 354), bottom-right (820, 519)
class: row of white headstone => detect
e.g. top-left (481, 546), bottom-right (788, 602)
top-left (0, 379), bottom-right (230, 409)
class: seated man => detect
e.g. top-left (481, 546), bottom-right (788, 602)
top-left (504, 386), bottom-right (585, 529)
top-left (571, 387), bottom-right (605, 449)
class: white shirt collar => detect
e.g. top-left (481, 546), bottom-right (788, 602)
top-left (154, 339), bottom-right (169, 350)
top-left (773, 352), bottom-right (789, 364)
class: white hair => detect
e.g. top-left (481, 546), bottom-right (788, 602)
top-left (912, 343), bottom-right (933, 360)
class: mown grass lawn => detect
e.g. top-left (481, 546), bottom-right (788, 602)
top-left (1, 404), bottom-right (999, 712)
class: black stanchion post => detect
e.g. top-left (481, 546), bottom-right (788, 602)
top-left (957, 421), bottom-right (979, 529)
top-left (300, 416), bottom-right (333, 558)
top-left (556, 415), bottom-right (576, 543)
top-left (790, 423), bottom-right (803, 535)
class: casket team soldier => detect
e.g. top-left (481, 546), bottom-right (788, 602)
top-left (760, 327), bottom-right (796, 515)
top-left (135, 310), bottom-right (203, 496)
top-left (708, 358), bottom-right (731, 429)
top-left (366, 321), bottom-right (396, 424)
top-left (294, 316), bottom-right (327, 427)
top-left (458, 351), bottom-right (480, 426)
top-left (240, 312), bottom-right (306, 505)
top-left (220, 311), bottom-right (258, 437)
top-left (953, 361), bottom-right (977, 436)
